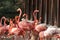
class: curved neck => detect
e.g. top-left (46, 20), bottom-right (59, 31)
top-left (33, 12), bottom-right (37, 21)
top-left (1, 17), bottom-right (7, 26)
top-left (33, 11), bottom-right (39, 23)
top-left (19, 9), bottom-right (22, 22)
top-left (33, 10), bottom-right (39, 25)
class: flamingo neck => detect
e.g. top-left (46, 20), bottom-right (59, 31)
top-left (1, 17), bottom-right (7, 26)
top-left (18, 10), bottom-right (22, 22)
top-left (33, 12), bottom-right (38, 25)
top-left (33, 12), bottom-right (37, 21)
top-left (4, 20), bottom-right (7, 26)
top-left (9, 19), bottom-right (14, 28)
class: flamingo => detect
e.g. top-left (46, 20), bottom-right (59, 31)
top-left (17, 9), bottom-right (39, 40)
top-left (0, 16), bottom-right (10, 31)
top-left (19, 9), bottom-right (40, 31)
top-left (16, 8), bottom-right (31, 31)
top-left (7, 18), bottom-right (25, 40)
top-left (17, 8), bottom-right (22, 22)
top-left (28, 10), bottom-right (41, 40)
top-left (0, 16), bottom-right (8, 36)
top-left (1, 16), bottom-right (7, 26)
top-left (14, 13), bottom-right (32, 40)
top-left (21, 13), bottom-right (34, 40)
top-left (34, 16), bottom-right (47, 33)
top-left (8, 8), bottom-right (26, 39)
top-left (39, 25), bottom-right (58, 40)
top-left (30, 10), bottom-right (47, 40)
top-left (17, 9), bottom-right (39, 31)
top-left (7, 18), bottom-right (20, 35)
top-left (34, 23), bottom-right (47, 33)
top-left (53, 28), bottom-right (60, 38)
top-left (21, 13), bottom-right (34, 31)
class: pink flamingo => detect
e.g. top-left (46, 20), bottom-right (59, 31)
top-left (34, 17), bottom-right (47, 34)
top-left (17, 9), bottom-right (39, 40)
top-left (7, 18), bottom-right (25, 40)
top-left (30, 10), bottom-right (47, 40)
top-left (19, 9), bottom-right (39, 31)
top-left (0, 16), bottom-right (8, 36)
top-left (39, 25), bottom-right (59, 40)
top-left (17, 8), bottom-right (22, 22)
top-left (12, 8), bottom-right (26, 39)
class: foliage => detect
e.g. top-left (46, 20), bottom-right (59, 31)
top-left (0, 0), bottom-right (24, 18)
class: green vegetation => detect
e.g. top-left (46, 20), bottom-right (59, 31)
top-left (0, 0), bottom-right (25, 18)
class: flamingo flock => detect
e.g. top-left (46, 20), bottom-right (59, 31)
top-left (0, 8), bottom-right (60, 40)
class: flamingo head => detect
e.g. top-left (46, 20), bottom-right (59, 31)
top-left (34, 10), bottom-right (39, 13)
top-left (22, 13), bottom-right (26, 17)
top-left (17, 8), bottom-right (21, 12)
top-left (1, 16), bottom-right (6, 21)
top-left (2, 16), bottom-right (6, 19)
